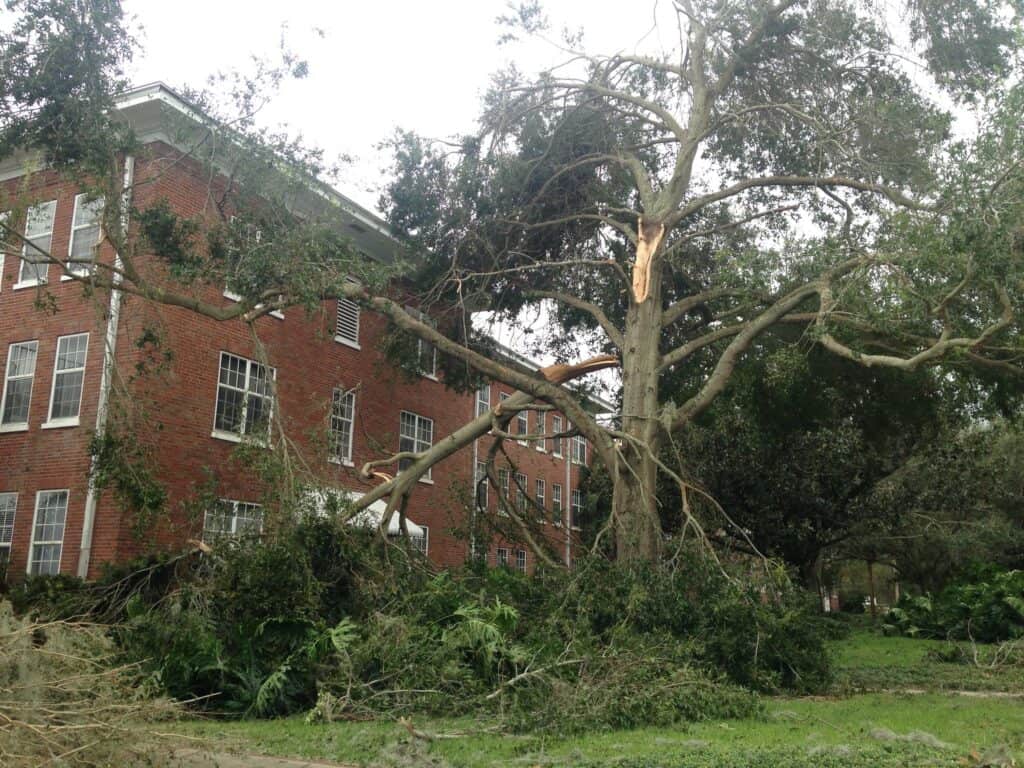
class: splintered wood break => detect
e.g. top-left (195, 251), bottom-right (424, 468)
top-left (539, 354), bottom-right (620, 384)
top-left (633, 217), bottom-right (665, 304)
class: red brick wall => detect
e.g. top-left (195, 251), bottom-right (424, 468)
top-left (0, 143), bottom-right (591, 579)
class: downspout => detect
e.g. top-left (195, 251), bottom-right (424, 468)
top-left (470, 404), bottom-right (479, 562)
top-left (564, 434), bottom-right (571, 566)
top-left (77, 155), bottom-right (133, 579)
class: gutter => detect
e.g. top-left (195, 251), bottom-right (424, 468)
top-left (76, 155), bottom-right (134, 579)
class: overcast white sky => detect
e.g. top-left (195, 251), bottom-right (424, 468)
top-left (124, 0), bottom-right (669, 214)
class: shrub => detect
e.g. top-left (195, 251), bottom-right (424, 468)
top-left (13, 522), bottom-right (831, 732)
top-left (886, 569), bottom-right (1024, 642)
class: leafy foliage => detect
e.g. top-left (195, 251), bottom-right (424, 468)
top-left (14, 517), bottom-right (830, 731)
top-left (886, 568), bottom-right (1024, 642)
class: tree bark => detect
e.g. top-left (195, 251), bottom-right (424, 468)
top-left (613, 218), bottom-right (666, 561)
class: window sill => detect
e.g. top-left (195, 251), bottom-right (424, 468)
top-left (536, 447), bottom-right (546, 453)
top-left (0, 423), bottom-right (29, 433)
top-left (334, 336), bottom-right (361, 350)
top-left (13, 279), bottom-right (46, 291)
top-left (41, 418), bottom-right (79, 430)
top-left (211, 429), bottom-right (243, 444)
top-left (421, 372), bottom-right (439, 382)
top-left (418, 476), bottom-right (434, 485)
top-left (60, 271), bottom-right (92, 282)
top-left (328, 457), bottom-right (355, 467)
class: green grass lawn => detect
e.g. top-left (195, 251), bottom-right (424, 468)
top-left (175, 694), bottom-right (1024, 767)
top-left (170, 627), bottom-right (1024, 767)
top-left (830, 625), bottom-right (1024, 693)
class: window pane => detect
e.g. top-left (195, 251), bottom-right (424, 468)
top-left (56, 335), bottom-right (88, 370)
top-left (50, 371), bottom-right (84, 419)
top-left (7, 342), bottom-right (38, 377)
top-left (3, 377), bottom-right (32, 424)
top-left (0, 493), bottom-right (16, 545)
top-left (215, 387), bottom-right (245, 432)
top-left (219, 354), bottom-right (247, 388)
top-left (30, 490), bottom-right (67, 576)
top-left (330, 389), bottom-right (354, 462)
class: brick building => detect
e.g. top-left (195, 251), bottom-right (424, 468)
top-left (0, 84), bottom-right (604, 580)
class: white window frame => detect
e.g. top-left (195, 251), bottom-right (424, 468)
top-left (16, 200), bottom-right (56, 289)
top-left (211, 351), bottom-right (276, 443)
top-left (328, 387), bottom-right (355, 466)
top-left (476, 383), bottom-right (491, 417)
top-left (515, 549), bottom-right (527, 572)
top-left (536, 411), bottom-right (546, 451)
top-left (496, 547), bottom-right (509, 567)
top-left (335, 279), bottom-right (361, 348)
top-left (516, 410), bottom-right (528, 446)
top-left (1, 340), bottom-right (39, 432)
top-left (552, 483), bottom-right (563, 525)
top-left (535, 478), bottom-right (545, 520)
top-left (202, 499), bottom-right (264, 541)
top-left (571, 489), bottom-right (584, 530)
top-left (63, 192), bottom-right (103, 279)
top-left (406, 306), bottom-right (437, 379)
top-left (552, 415), bottom-right (564, 457)
top-left (475, 461), bottom-right (489, 510)
top-left (0, 492), bottom-right (17, 563)
top-left (572, 434), bottom-right (587, 465)
top-left (399, 410), bottom-right (434, 481)
top-left (27, 489), bottom-right (68, 576)
top-left (514, 471), bottom-right (528, 513)
top-left (43, 333), bottom-right (89, 429)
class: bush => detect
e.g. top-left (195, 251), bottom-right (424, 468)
top-left (13, 522), bottom-right (831, 733)
top-left (886, 569), bottom-right (1024, 642)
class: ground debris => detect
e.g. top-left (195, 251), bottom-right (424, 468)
top-left (869, 727), bottom-right (950, 749)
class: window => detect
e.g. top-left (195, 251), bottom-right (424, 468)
top-left (571, 489), bottom-right (584, 529)
top-left (1, 341), bottom-right (38, 430)
top-left (572, 434), bottom-right (587, 465)
top-left (399, 411), bottom-right (433, 479)
top-left (46, 333), bottom-right (88, 426)
top-left (476, 383), bottom-right (491, 417)
top-left (409, 525), bottom-right (429, 556)
top-left (18, 200), bottom-right (56, 287)
top-left (536, 411), bottom-right (546, 451)
top-left (535, 479), bottom-right (545, 520)
top-left (516, 410), bottom-right (528, 446)
top-left (406, 306), bottom-right (437, 378)
top-left (329, 388), bottom-right (355, 465)
top-left (29, 490), bottom-right (67, 575)
top-left (66, 193), bottom-right (103, 277)
top-left (514, 472), bottom-right (527, 513)
top-left (552, 415), bottom-right (563, 457)
top-left (515, 550), bottom-right (527, 572)
top-left (498, 468), bottom-right (510, 516)
top-left (552, 483), bottom-right (563, 525)
top-left (213, 352), bottom-right (275, 440)
top-left (496, 547), bottom-right (509, 567)
top-left (335, 282), bottom-right (360, 347)
top-left (475, 461), bottom-right (489, 510)
top-left (0, 493), bottom-right (16, 564)
top-left (203, 500), bottom-right (264, 541)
